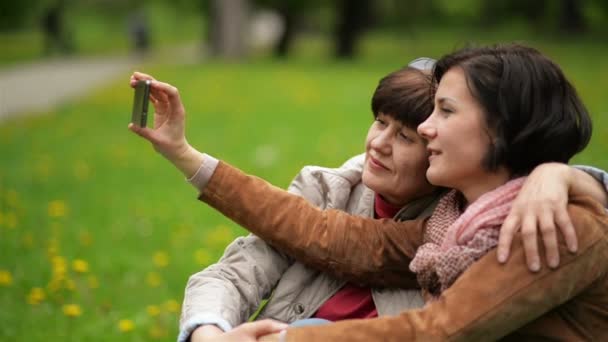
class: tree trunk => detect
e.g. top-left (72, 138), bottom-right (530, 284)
top-left (560, 0), bottom-right (586, 33)
top-left (334, 0), bottom-right (371, 59)
top-left (274, 5), bottom-right (296, 58)
top-left (207, 0), bottom-right (250, 59)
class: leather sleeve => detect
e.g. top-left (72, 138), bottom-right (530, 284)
top-left (285, 197), bottom-right (608, 341)
top-left (200, 161), bottom-right (425, 288)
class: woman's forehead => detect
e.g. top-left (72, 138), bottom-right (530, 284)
top-left (435, 68), bottom-right (474, 104)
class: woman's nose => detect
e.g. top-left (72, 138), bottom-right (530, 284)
top-left (417, 114), bottom-right (436, 140)
top-left (370, 130), bottom-right (392, 154)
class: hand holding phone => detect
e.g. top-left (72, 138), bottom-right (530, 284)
top-left (131, 79), bottom-right (151, 127)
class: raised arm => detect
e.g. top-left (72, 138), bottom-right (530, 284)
top-left (127, 72), bottom-right (423, 288)
top-left (200, 160), bottom-right (425, 288)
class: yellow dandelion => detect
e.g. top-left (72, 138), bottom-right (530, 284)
top-left (194, 249), bottom-right (211, 266)
top-left (48, 200), bottom-right (67, 218)
top-left (164, 299), bottom-right (180, 313)
top-left (51, 256), bottom-right (67, 276)
top-left (146, 305), bottom-right (161, 317)
top-left (87, 275), bottom-right (99, 289)
top-left (118, 319), bottom-right (135, 332)
top-left (153, 251), bottom-right (169, 268)
top-left (72, 259), bottom-right (89, 273)
top-left (0, 270), bottom-right (13, 286)
top-left (27, 287), bottom-right (46, 305)
top-left (62, 304), bottom-right (82, 317)
top-left (146, 272), bottom-right (161, 288)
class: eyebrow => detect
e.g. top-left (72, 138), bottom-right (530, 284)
top-left (437, 97), bottom-right (457, 105)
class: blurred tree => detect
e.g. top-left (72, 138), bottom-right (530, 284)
top-left (254, 0), bottom-right (324, 58)
top-left (0, 0), bottom-right (41, 31)
top-left (334, 0), bottom-right (373, 58)
top-left (479, 0), bottom-right (547, 27)
top-left (559, 0), bottom-right (586, 33)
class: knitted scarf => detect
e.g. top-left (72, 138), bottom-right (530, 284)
top-left (409, 177), bottom-right (527, 296)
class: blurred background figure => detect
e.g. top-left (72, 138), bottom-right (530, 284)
top-left (41, 0), bottom-right (71, 56)
top-left (127, 9), bottom-right (151, 58)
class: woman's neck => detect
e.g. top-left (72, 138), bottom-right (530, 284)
top-left (459, 168), bottom-right (511, 207)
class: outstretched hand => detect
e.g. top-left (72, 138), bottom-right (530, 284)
top-left (127, 72), bottom-right (204, 178)
top-left (497, 163), bottom-right (578, 271)
top-left (128, 71), bottom-right (190, 163)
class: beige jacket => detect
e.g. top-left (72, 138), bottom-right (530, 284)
top-left (179, 154), bottom-right (439, 340)
top-left (200, 160), bottom-right (608, 341)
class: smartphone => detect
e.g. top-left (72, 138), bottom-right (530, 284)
top-left (131, 79), bottom-right (151, 127)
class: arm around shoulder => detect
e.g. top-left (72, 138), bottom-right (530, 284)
top-left (283, 197), bottom-right (608, 341)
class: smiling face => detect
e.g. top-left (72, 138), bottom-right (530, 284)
top-left (417, 67), bottom-right (509, 202)
top-left (362, 113), bottom-right (435, 207)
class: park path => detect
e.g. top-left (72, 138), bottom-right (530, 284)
top-left (0, 44), bottom-right (200, 123)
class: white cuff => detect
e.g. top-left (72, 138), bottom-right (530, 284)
top-left (186, 153), bottom-right (220, 192)
top-left (177, 313), bottom-right (233, 342)
top-left (573, 164), bottom-right (608, 208)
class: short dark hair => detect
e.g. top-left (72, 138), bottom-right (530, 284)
top-left (433, 44), bottom-right (592, 176)
top-left (371, 67), bottom-right (434, 130)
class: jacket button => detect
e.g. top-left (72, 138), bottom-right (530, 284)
top-left (294, 303), bottom-right (305, 314)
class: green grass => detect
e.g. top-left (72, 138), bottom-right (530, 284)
top-left (0, 29), bottom-right (607, 341)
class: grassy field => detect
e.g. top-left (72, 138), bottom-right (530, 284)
top-left (1, 29), bottom-right (607, 341)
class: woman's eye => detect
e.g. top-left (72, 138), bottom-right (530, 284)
top-left (375, 118), bottom-right (386, 125)
top-left (441, 107), bottom-right (453, 115)
top-left (399, 133), bottom-right (411, 142)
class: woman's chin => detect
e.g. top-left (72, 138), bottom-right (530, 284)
top-left (426, 168), bottom-right (447, 188)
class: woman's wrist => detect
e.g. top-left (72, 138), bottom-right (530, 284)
top-left (167, 143), bottom-right (205, 179)
top-left (568, 166), bottom-right (608, 206)
top-left (191, 324), bottom-right (224, 340)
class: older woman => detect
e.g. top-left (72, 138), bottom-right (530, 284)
top-left (178, 60), bottom-right (441, 342)
top-left (129, 45), bottom-right (608, 340)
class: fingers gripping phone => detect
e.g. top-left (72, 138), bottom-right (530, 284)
top-left (131, 80), bottom-right (151, 127)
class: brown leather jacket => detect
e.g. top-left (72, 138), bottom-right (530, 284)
top-left (200, 161), bottom-right (608, 341)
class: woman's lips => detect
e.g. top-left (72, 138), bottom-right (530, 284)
top-left (369, 155), bottom-right (389, 170)
top-left (427, 148), bottom-right (441, 162)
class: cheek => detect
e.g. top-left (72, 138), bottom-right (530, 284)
top-left (395, 149), bottom-right (429, 180)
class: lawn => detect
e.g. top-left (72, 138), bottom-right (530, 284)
top-left (1, 29), bottom-right (607, 341)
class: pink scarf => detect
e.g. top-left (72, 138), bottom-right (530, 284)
top-left (409, 177), bottom-right (526, 295)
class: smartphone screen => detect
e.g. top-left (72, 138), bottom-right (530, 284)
top-left (131, 80), bottom-right (151, 127)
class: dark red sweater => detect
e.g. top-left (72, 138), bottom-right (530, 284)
top-left (313, 194), bottom-right (401, 321)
